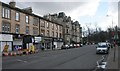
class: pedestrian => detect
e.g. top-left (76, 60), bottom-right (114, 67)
top-left (53, 45), bottom-right (55, 50)
top-left (40, 44), bottom-right (44, 51)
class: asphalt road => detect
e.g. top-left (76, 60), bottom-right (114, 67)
top-left (2, 45), bottom-right (108, 69)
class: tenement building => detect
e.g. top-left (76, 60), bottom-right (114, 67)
top-left (0, 1), bottom-right (63, 52)
top-left (43, 12), bottom-right (82, 47)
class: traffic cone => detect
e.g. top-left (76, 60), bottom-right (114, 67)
top-left (26, 48), bottom-right (30, 55)
top-left (3, 52), bottom-right (8, 56)
top-left (13, 52), bottom-right (16, 56)
top-left (9, 52), bottom-right (13, 56)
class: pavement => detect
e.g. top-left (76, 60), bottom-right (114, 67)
top-left (106, 46), bottom-right (119, 70)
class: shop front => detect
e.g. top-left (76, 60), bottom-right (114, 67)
top-left (34, 36), bottom-right (42, 49)
top-left (44, 38), bottom-right (52, 49)
top-left (0, 34), bottom-right (13, 52)
top-left (53, 38), bottom-right (63, 49)
top-left (23, 35), bottom-right (34, 50)
top-left (13, 34), bottom-right (24, 51)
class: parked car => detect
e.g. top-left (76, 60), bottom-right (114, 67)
top-left (80, 44), bottom-right (83, 47)
top-left (96, 42), bottom-right (109, 54)
top-left (69, 44), bottom-right (73, 48)
top-left (61, 44), bottom-right (69, 49)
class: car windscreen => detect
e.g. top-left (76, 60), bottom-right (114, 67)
top-left (98, 45), bottom-right (107, 48)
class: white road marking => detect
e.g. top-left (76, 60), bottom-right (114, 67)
top-left (17, 59), bottom-right (28, 63)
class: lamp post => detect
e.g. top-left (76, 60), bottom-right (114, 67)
top-left (106, 15), bottom-right (116, 62)
top-left (106, 15), bottom-right (113, 30)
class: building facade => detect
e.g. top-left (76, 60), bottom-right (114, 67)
top-left (44, 12), bottom-right (82, 46)
top-left (0, 1), bottom-right (63, 52)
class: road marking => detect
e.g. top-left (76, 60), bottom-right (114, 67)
top-left (17, 59), bottom-right (28, 63)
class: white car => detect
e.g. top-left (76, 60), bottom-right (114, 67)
top-left (61, 44), bottom-right (69, 49)
top-left (96, 42), bottom-right (109, 54)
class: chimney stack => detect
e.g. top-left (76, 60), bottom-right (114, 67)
top-left (9, 0), bottom-right (16, 8)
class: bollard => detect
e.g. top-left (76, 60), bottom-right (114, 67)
top-left (4, 52), bottom-right (8, 56)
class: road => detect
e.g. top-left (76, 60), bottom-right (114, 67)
top-left (2, 45), bottom-right (108, 69)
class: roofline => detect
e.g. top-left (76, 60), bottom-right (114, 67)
top-left (1, 2), bottom-right (63, 26)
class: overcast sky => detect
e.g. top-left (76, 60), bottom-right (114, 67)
top-left (1, 0), bottom-right (119, 31)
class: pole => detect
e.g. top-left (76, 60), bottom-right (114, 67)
top-left (113, 41), bottom-right (116, 62)
top-left (113, 26), bottom-right (117, 62)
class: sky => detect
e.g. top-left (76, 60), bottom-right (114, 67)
top-left (1, 0), bottom-right (119, 31)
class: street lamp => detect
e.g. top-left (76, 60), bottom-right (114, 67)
top-left (106, 15), bottom-right (113, 30)
top-left (106, 15), bottom-right (116, 62)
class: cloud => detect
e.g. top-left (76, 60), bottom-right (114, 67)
top-left (2, 0), bottom-right (119, 30)
top-left (67, 1), bottom-right (100, 20)
top-left (1, 0), bottom-right (119, 2)
top-left (99, 2), bottom-right (118, 30)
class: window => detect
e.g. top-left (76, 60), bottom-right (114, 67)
top-left (56, 32), bottom-right (58, 37)
top-left (33, 27), bottom-right (38, 35)
top-left (7, 24), bottom-right (10, 32)
top-left (67, 29), bottom-right (69, 33)
top-left (40, 20), bottom-right (45, 27)
top-left (26, 26), bottom-right (29, 34)
top-left (52, 24), bottom-right (54, 30)
top-left (7, 9), bottom-right (10, 19)
top-left (2, 7), bottom-right (10, 19)
top-left (59, 26), bottom-right (62, 31)
top-left (56, 25), bottom-right (58, 30)
top-left (2, 22), bottom-right (11, 33)
top-left (33, 17), bottom-right (39, 26)
top-left (52, 31), bottom-right (54, 37)
top-left (2, 24), bottom-right (5, 32)
top-left (60, 33), bottom-right (62, 38)
top-left (5, 9), bottom-right (8, 18)
top-left (46, 22), bottom-right (49, 28)
top-left (15, 12), bottom-right (20, 21)
top-left (41, 29), bottom-right (45, 36)
top-left (26, 15), bottom-right (29, 24)
top-left (47, 30), bottom-right (49, 36)
top-left (16, 24), bottom-right (20, 33)
top-left (2, 8), bottom-right (5, 17)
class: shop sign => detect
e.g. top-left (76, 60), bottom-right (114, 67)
top-left (0, 34), bottom-right (13, 41)
top-left (35, 37), bottom-right (41, 43)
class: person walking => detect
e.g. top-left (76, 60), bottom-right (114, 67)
top-left (40, 44), bottom-right (44, 51)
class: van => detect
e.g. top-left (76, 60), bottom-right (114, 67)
top-left (96, 42), bottom-right (109, 54)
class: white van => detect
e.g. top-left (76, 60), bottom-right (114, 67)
top-left (96, 42), bottom-right (109, 54)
